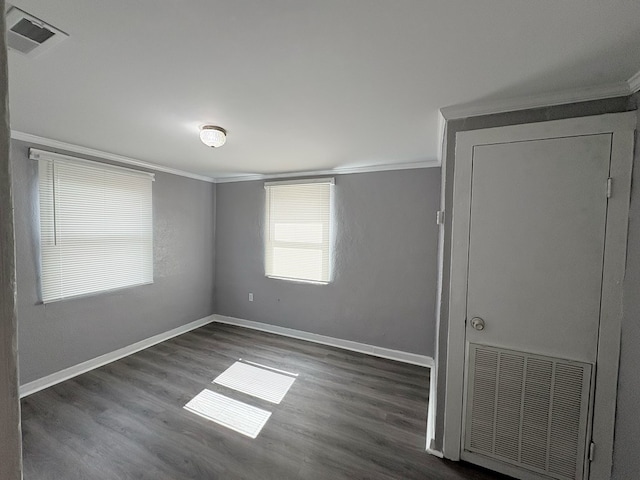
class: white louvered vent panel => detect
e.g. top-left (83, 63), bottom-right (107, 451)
top-left (521, 358), bottom-right (553, 471)
top-left (494, 353), bottom-right (524, 462)
top-left (469, 348), bottom-right (498, 452)
top-left (549, 364), bottom-right (585, 479)
top-left (465, 344), bottom-right (592, 480)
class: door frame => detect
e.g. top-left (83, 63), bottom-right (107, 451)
top-left (442, 112), bottom-right (636, 480)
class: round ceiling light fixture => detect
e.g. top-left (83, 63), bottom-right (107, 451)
top-left (199, 125), bottom-right (227, 148)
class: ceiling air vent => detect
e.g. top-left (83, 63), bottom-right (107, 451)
top-left (5, 6), bottom-right (68, 57)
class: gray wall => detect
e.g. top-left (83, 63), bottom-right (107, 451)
top-left (0, 2), bottom-right (24, 477)
top-left (12, 139), bottom-right (216, 384)
top-left (215, 169), bottom-right (440, 356)
top-left (433, 95), bottom-right (640, 479)
top-left (611, 94), bottom-right (640, 480)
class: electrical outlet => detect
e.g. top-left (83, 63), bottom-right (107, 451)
top-left (248, 293), bottom-right (253, 302)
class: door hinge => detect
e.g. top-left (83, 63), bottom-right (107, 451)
top-left (607, 178), bottom-right (612, 198)
top-left (589, 442), bottom-right (596, 462)
top-left (436, 210), bottom-right (445, 225)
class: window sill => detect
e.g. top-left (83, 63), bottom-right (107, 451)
top-left (40, 281), bottom-right (154, 305)
top-left (266, 275), bottom-right (329, 285)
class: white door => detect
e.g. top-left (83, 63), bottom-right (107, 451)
top-left (443, 113), bottom-right (636, 480)
top-left (461, 134), bottom-right (611, 480)
top-left (465, 135), bottom-right (610, 361)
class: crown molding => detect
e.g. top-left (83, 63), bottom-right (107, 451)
top-left (437, 110), bottom-right (446, 166)
top-left (214, 159), bottom-right (440, 184)
top-left (11, 130), bottom-right (440, 184)
top-left (440, 82), bottom-right (631, 120)
top-left (629, 69), bottom-right (640, 94)
top-left (10, 130), bottom-right (217, 183)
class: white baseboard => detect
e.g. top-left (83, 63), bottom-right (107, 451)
top-left (212, 314), bottom-right (434, 368)
top-left (19, 315), bottom-right (216, 398)
top-left (426, 360), bottom-right (438, 452)
top-left (427, 447), bottom-right (444, 458)
top-left (20, 313), bottom-right (433, 398)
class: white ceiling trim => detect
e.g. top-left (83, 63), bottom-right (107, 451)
top-left (629, 69), bottom-right (640, 93)
top-left (439, 82), bottom-right (631, 120)
top-left (437, 111), bottom-right (446, 166)
top-left (10, 130), bottom-right (217, 183)
top-left (215, 160), bottom-right (440, 184)
top-left (11, 130), bottom-right (440, 184)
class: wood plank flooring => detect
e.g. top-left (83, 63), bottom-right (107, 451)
top-left (21, 323), bottom-right (509, 479)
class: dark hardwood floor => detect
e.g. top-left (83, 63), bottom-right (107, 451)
top-left (21, 323), bottom-right (509, 479)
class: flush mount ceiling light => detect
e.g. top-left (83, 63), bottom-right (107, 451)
top-left (199, 125), bottom-right (227, 148)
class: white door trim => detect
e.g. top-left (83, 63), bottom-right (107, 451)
top-left (442, 111), bottom-right (636, 480)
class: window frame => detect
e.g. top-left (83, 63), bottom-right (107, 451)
top-left (264, 177), bottom-right (334, 284)
top-left (32, 148), bottom-right (155, 303)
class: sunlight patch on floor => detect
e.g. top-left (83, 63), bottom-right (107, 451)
top-left (184, 389), bottom-right (272, 439)
top-left (214, 361), bottom-right (297, 404)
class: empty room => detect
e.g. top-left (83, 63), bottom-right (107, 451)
top-left (1, 1), bottom-right (640, 480)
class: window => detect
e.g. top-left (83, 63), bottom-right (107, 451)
top-left (33, 149), bottom-right (154, 303)
top-left (264, 178), bottom-right (334, 283)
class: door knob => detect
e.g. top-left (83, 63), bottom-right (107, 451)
top-left (471, 317), bottom-right (485, 331)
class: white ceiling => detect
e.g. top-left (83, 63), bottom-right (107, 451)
top-left (7, 1), bottom-right (640, 180)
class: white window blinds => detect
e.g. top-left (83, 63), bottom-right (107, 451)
top-left (33, 149), bottom-right (154, 303)
top-left (264, 178), bottom-right (334, 283)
